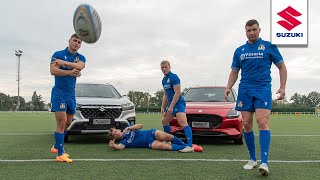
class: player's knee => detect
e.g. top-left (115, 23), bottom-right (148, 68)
top-left (257, 120), bottom-right (269, 130)
top-left (161, 119), bottom-right (170, 125)
top-left (163, 144), bottom-right (171, 150)
top-left (65, 121), bottom-right (71, 128)
top-left (242, 121), bottom-right (252, 128)
top-left (178, 120), bottom-right (188, 128)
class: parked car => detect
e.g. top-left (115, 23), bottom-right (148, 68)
top-left (169, 86), bottom-right (243, 144)
top-left (65, 83), bottom-right (136, 142)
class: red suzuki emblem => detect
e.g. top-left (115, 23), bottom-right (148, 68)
top-left (277, 6), bottom-right (302, 31)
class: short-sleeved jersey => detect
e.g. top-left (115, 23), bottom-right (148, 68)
top-left (162, 71), bottom-right (185, 104)
top-left (119, 129), bottom-right (154, 148)
top-left (231, 38), bottom-right (283, 89)
top-left (51, 48), bottom-right (86, 94)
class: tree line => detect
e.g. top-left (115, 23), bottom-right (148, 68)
top-left (0, 91), bottom-right (47, 111)
top-left (129, 89), bottom-right (320, 112)
top-left (1, 89), bottom-right (319, 112)
top-left (272, 91), bottom-right (320, 112)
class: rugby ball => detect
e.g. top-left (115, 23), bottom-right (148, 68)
top-left (73, 4), bottom-right (102, 43)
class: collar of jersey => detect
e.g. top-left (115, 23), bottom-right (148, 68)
top-left (246, 38), bottom-right (262, 47)
top-left (165, 71), bottom-right (172, 77)
top-left (64, 47), bottom-right (78, 57)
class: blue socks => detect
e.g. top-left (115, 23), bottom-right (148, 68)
top-left (243, 130), bottom-right (256, 161)
top-left (164, 125), bottom-right (192, 147)
top-left (172, 136), bottom-right (186, 145)
top-left (183, 125), bottom-right (193, 147)
top-left (259, 130), bottom-right (271, 165)
top-left (163, 125), bottom-right (170, 134)
top-left (54, 132), bottom-right (64, 156)
top-left (54, 130), bottom-right (67, 149)
top-left (171, 144), bottom-right (186, 151)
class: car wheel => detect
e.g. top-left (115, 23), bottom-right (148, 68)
top-left (64, 134), bottom-right (70, 143)
top-left (234, 136), bottom-right (243, 145)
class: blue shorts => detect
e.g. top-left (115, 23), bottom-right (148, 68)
top-left (51, 89), bottom-right (76, 114)
top-left (147, 129), bottom-right (157, 148)
top-left (166, 102), bottom-right (186, 116)
top-left (236, 88), bottom-right (272, 111)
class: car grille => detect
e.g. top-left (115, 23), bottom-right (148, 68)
top-left (80, 105), bottom-right (122, 119)
top-left (187, 114), bottom-right (222, 128)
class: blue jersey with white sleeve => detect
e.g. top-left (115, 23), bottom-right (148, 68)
top-left (51, 48), bottom-right (86, 94)
top-left (231, 38), bottom-right (283, 89)
top-left (162, 71), bottom-right (185, 104)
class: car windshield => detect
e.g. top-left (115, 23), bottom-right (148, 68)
top-left (184, 87), bottom-right (235, 102)
top-left (76, 84), bottom-right (121, 98)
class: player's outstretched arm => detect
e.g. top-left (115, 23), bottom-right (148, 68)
top-left (123, 124), bottom-right (143, 134)
top-left (129, 124), bottom-right (144, 130)
top-left (109, 139), bottom-right (125, 150)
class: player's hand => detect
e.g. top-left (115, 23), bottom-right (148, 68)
top-left (276, 88), bottom-right (286, 100)
top-left (51, 57), bottom-right (66, 66)
top-left (123, 127), bottom-right (132, 134)
top-left (224, 88), bottom-right (230, 100)
top-left (166, 107), bottom-right (173, 115)
top-left (109, 139), bottom-right (115, 147)
top-left (69, 68), bottom-right (81, 77)
top-left (53, 63), bottom-right (60, 69)
top-left (160, 107), bottom-right (164, 115)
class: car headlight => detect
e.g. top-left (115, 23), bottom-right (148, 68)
top-left (227, 109), bottom-right (240, 118)
top-left (122, 102), bottom-right (134, 111)
top-left (76, 103), bottom-right (81, 110)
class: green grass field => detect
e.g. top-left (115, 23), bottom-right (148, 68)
top-left (0, 112), bottom-right (320, 179)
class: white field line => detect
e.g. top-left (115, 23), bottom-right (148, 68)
top-left (1, 133), bottom-right (320, 137)
top-left (1, 158), bottom-right (320, 163)
top-left (0, 133), bottom-right (52, 135)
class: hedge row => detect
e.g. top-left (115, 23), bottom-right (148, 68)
top-left (135, 107), bottom-right (316, 113)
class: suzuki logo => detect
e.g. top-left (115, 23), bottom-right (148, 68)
top-left (277, 6), bottom-right (302, 31)
top-left (99, 106), bottom-right (106, 112)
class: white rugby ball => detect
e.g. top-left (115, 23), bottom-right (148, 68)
top-left (73, 4), bottom-right (102, 43)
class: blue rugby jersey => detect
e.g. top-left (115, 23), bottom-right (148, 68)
top-left (162, 71), bottom-right (185, 104)
top-left (231, 38), bottom-right (283, 89)
top-left (119, 129), bottom-right (152, 148)
top-left (51, 48), bottom-right (86, 94)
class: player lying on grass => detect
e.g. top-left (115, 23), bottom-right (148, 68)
top-left (108, 124), bottom-right (202, 152)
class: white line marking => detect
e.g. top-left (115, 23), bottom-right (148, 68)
top-left (268, 135), bottom-right (320, 137)
top-left (1, 159), bottom-right (320, 163)
top-left (0, 133), bottom-right (52, 135)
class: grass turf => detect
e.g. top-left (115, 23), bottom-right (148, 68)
top-left (0, 112), bottom-right (320, 179)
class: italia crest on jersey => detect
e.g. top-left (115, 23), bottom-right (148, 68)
top-left (167, 78), bottom-right (170, 83)
top-left (258, 44), bottom-right (265, 51)
top-left (74, 56), bottom-right (80, 63)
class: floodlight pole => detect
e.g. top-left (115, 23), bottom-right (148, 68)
top-left (15, 50), bottom-right (23, 111)
top-left (0, 98), bottom-right (3, 107)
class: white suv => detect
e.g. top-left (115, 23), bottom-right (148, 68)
top-left (65, 83), bottom-right (136, 142)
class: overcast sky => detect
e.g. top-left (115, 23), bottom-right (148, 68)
top-left (0, 0), bottom-right (319, 103)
